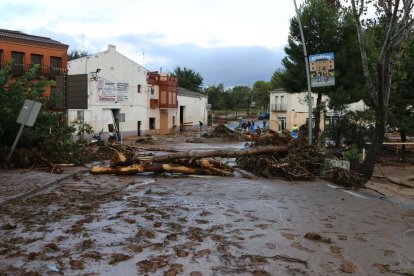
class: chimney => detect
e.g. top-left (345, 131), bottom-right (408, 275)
top-left (108, 44), bottom-right (116, 52)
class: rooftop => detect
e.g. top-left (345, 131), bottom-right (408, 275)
top-left (177, 87), bottom-right (207, 98)
top-left (0, 29), bottom-right (68, 48)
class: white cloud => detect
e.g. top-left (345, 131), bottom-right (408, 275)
top-left (0, 0), bottom-right (305, 86)
top-left (1, 0), bottom-right (304, 48)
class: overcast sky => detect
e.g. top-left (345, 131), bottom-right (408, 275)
top-left (1, 0), bottom-right (306, 87)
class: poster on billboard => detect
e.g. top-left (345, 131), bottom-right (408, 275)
top-left (97, 79), bottom-right (129, 102)
top-left (309, 52), bottom-right (335, 87)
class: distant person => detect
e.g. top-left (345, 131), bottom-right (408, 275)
top-left (199, 121), bottom-right (203, 131)
top-left (293, 124), bottom-right (299, 132)
top-left (263, 120), bottom-right (267, 128)
top-left (247, 121), bottom-right (251, 130)
top-left (250, 121), bottom-right (255, 133)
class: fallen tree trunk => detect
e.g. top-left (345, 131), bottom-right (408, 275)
top-left (143, 145), bottom-right (288, 164)
top-left (90, 162), bottom-right (233, 176)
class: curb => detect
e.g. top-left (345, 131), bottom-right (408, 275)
top-left (12, 172), bottom-right (77, 201)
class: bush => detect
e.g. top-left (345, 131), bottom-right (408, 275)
top-left (0, 63), bottom-right (78, 164)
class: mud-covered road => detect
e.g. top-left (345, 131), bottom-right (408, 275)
top-left (1, 139), bottom-right (414, 275)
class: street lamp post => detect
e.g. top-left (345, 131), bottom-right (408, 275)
top-left (293, 0), bottom-right (313, 145)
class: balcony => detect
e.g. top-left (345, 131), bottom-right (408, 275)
top-left (270, 103), bottom-right (287, 111)
top-left (0, 61), bottom-right (67, 78)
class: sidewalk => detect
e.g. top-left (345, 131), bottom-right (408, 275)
top-left (0, 167), bottom-right (86, 203)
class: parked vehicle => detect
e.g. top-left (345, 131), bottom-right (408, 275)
top-left (91, 130), bottom-right (105, 146)
top-left (258, 112), bottom-right (269, 120)
top-left (108, 131), bottom-right (119, 142)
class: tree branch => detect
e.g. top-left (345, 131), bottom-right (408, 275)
top-left (350, 0), bottom-right (378, 107)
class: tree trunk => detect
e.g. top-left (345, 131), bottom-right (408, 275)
top-left (313, 91), bottom-right (323, 144)
top-left (360, 109), bottom-right (386, 179)
top-left (144, 145), bottom-right (288, 164)
top-left (335, 119), bottom-right (342, 148)
top-left (400, 129), bottom-right (407, 160)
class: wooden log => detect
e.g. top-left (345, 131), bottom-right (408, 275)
top-left (143, 145), bottom-right (288, 164)
top-left (89, 163), bottom-right (230, 176)
top-left (110, 150), bottom-right (132, 167)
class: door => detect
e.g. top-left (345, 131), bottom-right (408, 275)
top-left (160, 111), bottom-right (168, 135)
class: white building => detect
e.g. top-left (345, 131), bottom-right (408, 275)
top-left (67, 45), bottom-right (178, 138)
top-left (177, 87), bottom-right (208, 130)
top-left (269, 89), bottom-right (367, 132)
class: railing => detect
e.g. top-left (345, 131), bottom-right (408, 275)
top-left (0, 61), bottom-right (67, 78)
top-left (270, 103), bottom-right (287, 111)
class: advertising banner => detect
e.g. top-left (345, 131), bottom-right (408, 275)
top-left (309, 52), bottom-right (335, 87)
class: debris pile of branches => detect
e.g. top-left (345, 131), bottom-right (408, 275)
top-left (322, 167), bottom-right (365, 189)
top-left (201, 125), bottom-right (243, 141)
top-left (237, 132), bottom-right (324, 180)
top-left (89, 142), bottom-right (288, 177)
top-left (90, 132), bottom-right (365, 188)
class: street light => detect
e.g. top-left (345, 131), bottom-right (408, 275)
top-left (293, 0), bottom-right (313, 145)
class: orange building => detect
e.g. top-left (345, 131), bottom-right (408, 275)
top-left (0, 29), bottom-right (68, 108)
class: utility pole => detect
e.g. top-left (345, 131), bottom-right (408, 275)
top-left (293, 0), bottom-right (313, 145)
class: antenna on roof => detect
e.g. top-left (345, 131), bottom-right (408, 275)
top-left (82, 32), bottom-right (84, 51)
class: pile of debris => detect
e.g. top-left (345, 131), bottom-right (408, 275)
top-left (90, 130), bottom-right (365, 188)
top-left (89, 142), bottom-right (287, 177)
top-left (237, 132), bottom-right (324, 181)
top-left (201, 125), bottom-right (244, 141)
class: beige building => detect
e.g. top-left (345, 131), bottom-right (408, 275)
top-left (269, 89), bottom-right (366, 132)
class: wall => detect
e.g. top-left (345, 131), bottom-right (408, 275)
top-left (67, 45), bottom-right (152, 137)
top-left (269, 90), bottom-right (367, 132)
top-left (177, 94), bottom-right (208, 130)
top-left (0, 36), bottom-right (68, 97)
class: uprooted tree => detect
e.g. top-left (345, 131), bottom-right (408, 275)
top-left (349, 0), bottom-right (414, 179)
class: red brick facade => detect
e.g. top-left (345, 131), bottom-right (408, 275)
top-left (0, 29), bottom-right (68, 97)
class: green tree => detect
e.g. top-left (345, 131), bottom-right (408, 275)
top-left (68, 49), bottom-right (90, 61)
top-left (270, 69), bottom-right (284, 89)
top-left (252, 81), bottom-right (272, 112)
top-left (228, 86), bottom-right (251, 117)
top-left (173, 66), bottom-right (203, 92)
top-left (282, 0), bottom-right (365, 141)
top-left (349, 0), bottom-right (414, 179)
top-left (204, 84), bottom-right (227, 110)
top-left (388, 38), bottom-right (414, 159)
top-left (0, 63), bottom-right (76, 165)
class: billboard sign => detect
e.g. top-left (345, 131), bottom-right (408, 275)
top-left (309, 52), bottom-right (335, 87)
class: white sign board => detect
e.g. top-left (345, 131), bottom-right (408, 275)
top-left (16, 99), bottom-right (42, 127)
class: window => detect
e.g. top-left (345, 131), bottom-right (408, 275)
top-left (31, 54), bottom-right (42, 77)
top-left (76, 110), bottom-right (84, 123)
top-left (278, 117), bottom-right (286, 132)
top-left (151, 87), bottom-right (154, 95)
top-left (0, 50), bottom-right (3, 64)
top-left (137, 84), bottom-right (141, 93)
top-left (149, 117), bottom-right (156, 130)
top-left (11, 52), bottom-right (24, 75)
top-left (50, 56), bottom-right (62, 77)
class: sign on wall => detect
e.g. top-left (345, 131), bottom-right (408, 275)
top-left (97, 79), bottom-right (129, 102)
top-left (309, 52), bottom-right (335, 87)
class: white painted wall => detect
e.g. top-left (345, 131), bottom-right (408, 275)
top-left (67, 45), bottom-right (154, 137)
top-left (177, 94), bottom-right (208, 129)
